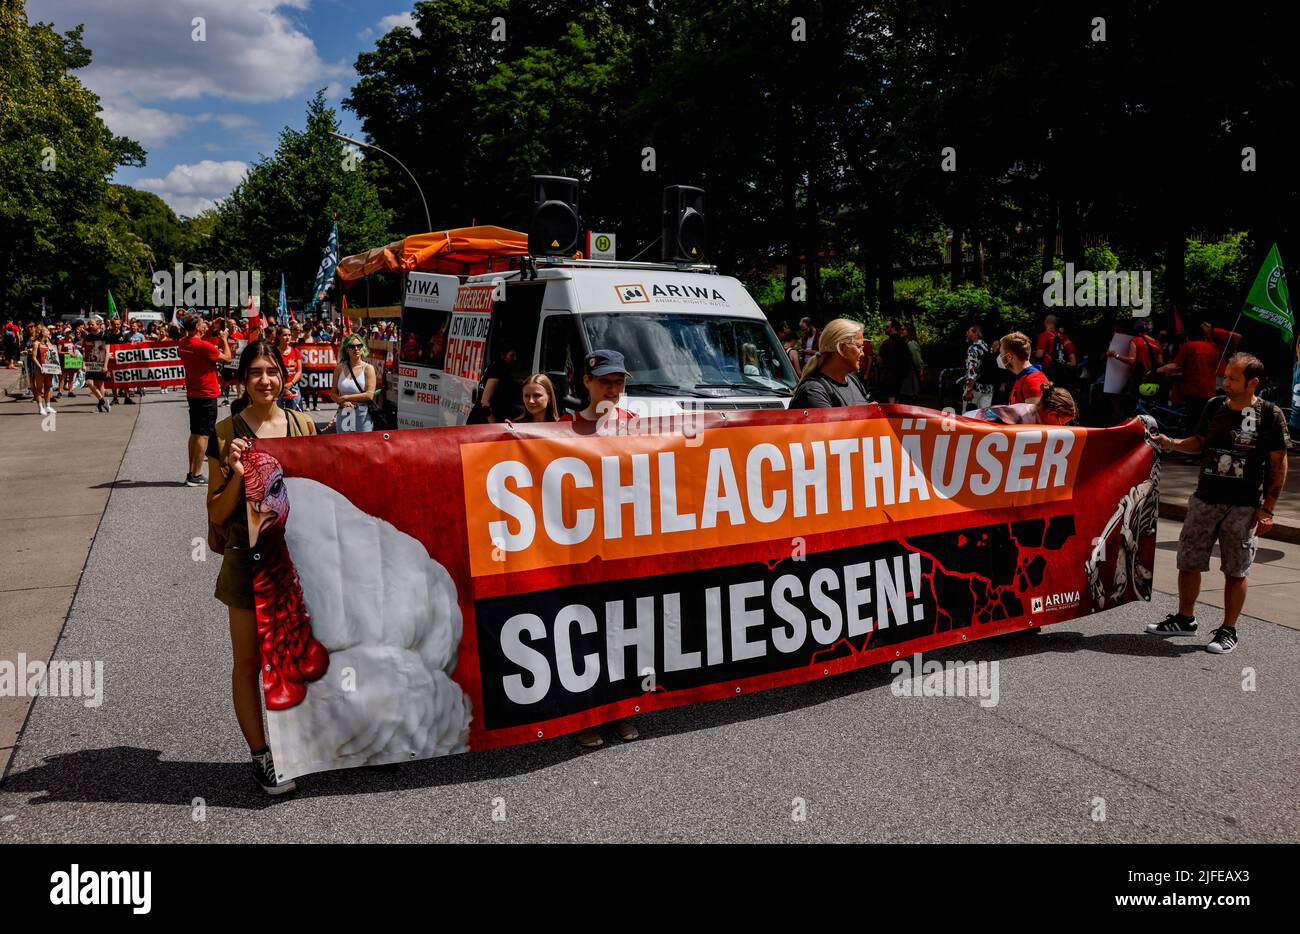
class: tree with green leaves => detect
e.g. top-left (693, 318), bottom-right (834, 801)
top-left (0, 1), bottom-right (147, 317)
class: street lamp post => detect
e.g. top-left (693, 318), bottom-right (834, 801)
top-left (329, 132), bottom-right (432, 233)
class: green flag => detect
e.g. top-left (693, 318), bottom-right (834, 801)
top-left (106, 289), bottom-right (119, 320)
top-left (1241, 243), bottom-right (1292, 344)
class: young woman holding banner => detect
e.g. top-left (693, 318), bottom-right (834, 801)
top-left (207, 339), bottom-right (316, 795)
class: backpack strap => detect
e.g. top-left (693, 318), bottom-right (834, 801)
top-left (287, 409), bottom-right (316, 436)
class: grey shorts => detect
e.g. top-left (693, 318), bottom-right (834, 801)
top-left (1176, 495), bottom-right (1258, 578)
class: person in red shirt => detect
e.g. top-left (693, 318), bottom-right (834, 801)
top-left (1159, 332), bottom-right (1221, 440)
top-left (1199, 319), bottom-right (1242, 381)
top-left (276, 326), bottom-right (303, 411)
top-left (1111, 320), bottom-right (1163, 384)
top-left (999, 331), bottom-right (1049, 404)
top-left (1035, 313), bottom-right (1059, 361)
top-left (178, 314), bottom-right (233, 486)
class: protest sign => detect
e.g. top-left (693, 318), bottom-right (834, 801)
top-left (299, 343), bottom-right (338, 392)
top-left (243, 405), bottom-right (1159, 780)
top-left (105, 341), bottom-right (186, 388)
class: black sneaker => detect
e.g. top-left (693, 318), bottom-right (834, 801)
top-left (184, 473), bottom-right (204, 487)
top-left (1206, 626), bottom-right (1239, 654)
top-left (251, 748), bottom-right (297, 795)
top-left (1146, 613), bottom-right (1198, 636)
top-left (124, 396), bottom-right (136, 404)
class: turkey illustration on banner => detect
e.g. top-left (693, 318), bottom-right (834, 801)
top-left (242, 405), bottom-right (1160, 782)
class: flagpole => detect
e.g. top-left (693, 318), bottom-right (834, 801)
top-left (1213, 312), bottom-right (1243, 376)
top-left (328, 132), bottom-right (430, 232)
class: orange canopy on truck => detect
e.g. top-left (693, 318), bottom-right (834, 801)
top-left (335, 226), bottom-right (529, 282)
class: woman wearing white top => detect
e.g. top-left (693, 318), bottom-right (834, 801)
top-left (330, 335), bottom-right (376, 432)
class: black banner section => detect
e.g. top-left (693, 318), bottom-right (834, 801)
top-left (475, 513), bottom-right (1076, 730)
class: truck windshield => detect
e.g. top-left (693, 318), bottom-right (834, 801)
top-left (580, 313), bottom-right (796, 394)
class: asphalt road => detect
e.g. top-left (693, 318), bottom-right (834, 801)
top-left (2, 393), bottom-right (1298, 843)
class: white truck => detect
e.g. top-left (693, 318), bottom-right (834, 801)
top-left (390, 258), bottom-right (797, 429)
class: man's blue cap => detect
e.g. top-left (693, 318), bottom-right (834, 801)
top-left (586, 349), bottom-right (628, 376)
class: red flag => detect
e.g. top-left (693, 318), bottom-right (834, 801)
top-left (1171, 304), bottom-right (1185, 336)
top-left (246, 292), bottom-right (262, 331)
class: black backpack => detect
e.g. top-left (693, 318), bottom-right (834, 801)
top-left (975, 342), bottom-right (1001, 385)
top-left (1051, 333), bottom-right (1069, 367)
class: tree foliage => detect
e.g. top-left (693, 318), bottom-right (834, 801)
top-left (0, 2), bottom-right (147, 316)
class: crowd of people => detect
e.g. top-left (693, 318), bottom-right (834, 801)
top-left (772, 311), bottom-right (1277, 438)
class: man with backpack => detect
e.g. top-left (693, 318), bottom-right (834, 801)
top-left (962, 324), bottom-right (994, 412)
top-left (1148, 354), bottom-right (1289, 654)
top-left (1035, 314), bottom-right (1075, 383)
top-left (1111, 319), bottom-right (1163, 399)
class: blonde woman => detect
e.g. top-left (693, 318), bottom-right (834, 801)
top-left (518, 373), bottom-right (561, 422)
top-left (330, 335), bottom-right (376, 432)
top-left (789, 318), bottom-right (871, 409)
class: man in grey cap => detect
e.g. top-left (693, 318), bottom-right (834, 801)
top-left (570, 348), bottom-right (641, 746)
top-left (571, 348), bottom-right (637, 436)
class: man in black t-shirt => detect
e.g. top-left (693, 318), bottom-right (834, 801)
top-left (1148, 353), bottom-right (1289, 654)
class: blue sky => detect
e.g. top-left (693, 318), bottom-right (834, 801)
top-left (26, 0), bottom-right (420, 216)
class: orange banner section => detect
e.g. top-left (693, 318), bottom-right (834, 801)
top-left (299, 344), bottom-right (338, 371)
top-left (461, 414), bottom-right (1087, 578)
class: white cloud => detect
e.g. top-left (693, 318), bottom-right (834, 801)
top-left (360, 11), bottom-right (420, 40)
top-left (28, 0), bottom-right (333, 104)
top-left (136, 160), bottom-right (248, 217)
top-left (98, 101), bottom-right (193, 147)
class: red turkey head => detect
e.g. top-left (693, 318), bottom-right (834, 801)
top-left (244, 449), bottom-right (288, 549)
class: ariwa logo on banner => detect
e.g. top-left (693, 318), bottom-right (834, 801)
top-left (240, 404), bottom-right (1158, 781)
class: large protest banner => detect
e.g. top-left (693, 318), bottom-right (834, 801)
top-left (241, 405), bottom-right (1158, 780)
top-left (299, 343), bottom-right (338, 393)
top-left (105, 341), bottom-right (185, 388)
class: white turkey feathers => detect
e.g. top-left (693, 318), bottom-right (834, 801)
top-left (266, 477), bottom-right (471, 780)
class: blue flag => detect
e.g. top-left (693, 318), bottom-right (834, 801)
top-left (278, 273), bottom-right (289, 322)
top-left (312, 222), bottom-right (339, 305)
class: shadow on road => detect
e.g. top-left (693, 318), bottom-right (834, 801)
top-left (0, 620), bottom-right (1212, 810)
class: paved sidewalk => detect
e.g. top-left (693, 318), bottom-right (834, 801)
top-left (1159, 458), bottom-right (1300, 544)
top-left (1153, 519), bottom-right (1300, 631)
top-left (0, 368), bottom-right (142, 778)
